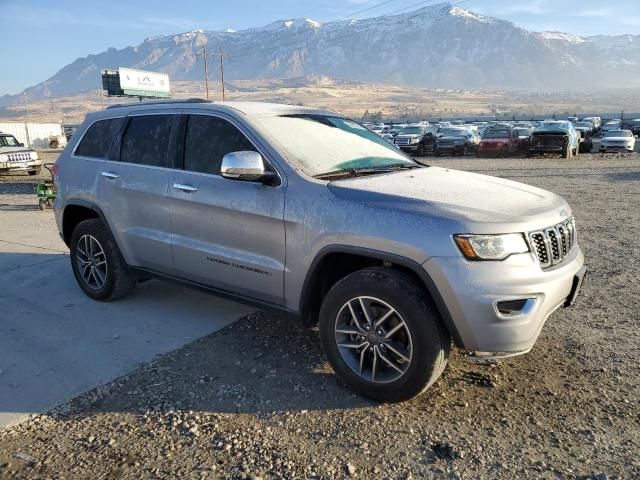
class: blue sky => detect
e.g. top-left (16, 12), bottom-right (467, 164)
top-left (1, 0), bottom-right (638, 95)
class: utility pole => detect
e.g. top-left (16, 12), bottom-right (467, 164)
top-left (196, 47), bottom-right (231, 101)
top-left (23, 92), bottom-right (31, 148)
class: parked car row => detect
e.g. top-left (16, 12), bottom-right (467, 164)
top-left (364, 115), bottom-right (636, 158)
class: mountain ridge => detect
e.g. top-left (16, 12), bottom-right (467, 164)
top-left (3, 3), bottom-right (640, 105)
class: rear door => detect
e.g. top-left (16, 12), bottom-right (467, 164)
top-left (169, 112), bottom-right (286, 305)
top-left (95, 112), bottom-right (178, 274)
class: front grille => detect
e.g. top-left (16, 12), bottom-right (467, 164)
top-left (532, 135), bottom-right (565, 147)
top-left (7, 152), bottom-right (32, 162)
top-left (529, 218), bottom-right (576, 268)
top-left (394, 137), bottom-right (411, 146)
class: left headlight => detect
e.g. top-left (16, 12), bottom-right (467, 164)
top-left (30, 151), bottom-right (39, 160)
top-left (454, 233), bottom-right (530, 261)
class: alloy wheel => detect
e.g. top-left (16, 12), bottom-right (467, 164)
top-left (76, 234), bottom-right (108, 290)
top-left (334, 296), bottom-right (413, 384)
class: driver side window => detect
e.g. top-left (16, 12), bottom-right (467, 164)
top-left (184, 115), bottom-right (256, 175)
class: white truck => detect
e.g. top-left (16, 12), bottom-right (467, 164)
top-left (0, 132), bottom-right (43, 175)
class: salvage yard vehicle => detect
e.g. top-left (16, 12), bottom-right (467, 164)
top-left (573, 122), bottom-right (594, 153)
top-left (599, 129), bottom-right (636, 153)
top-left (514, 127), bottom-right (533, 153)
top-left (601, 120), bottom-right (621, 135)
top-left (528, 121), bottom-right (580, 158)
top-left (434, 127), bottom-right (478, 156)
top-left (0, 133), bottom-right (43, 175)
top-left (476, 126), bottom-right (518, 157)
top-left (628, 119), bottom-right (640, 137)
top-left (393, 125), bottom-right (436, 157)
top-left (53, 100), bottom-right (586, 402)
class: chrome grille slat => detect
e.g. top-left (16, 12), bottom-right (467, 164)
top-left (7, 152), bottom-right (32, 162)
top-left (529, 218), bottom-right (576, 269)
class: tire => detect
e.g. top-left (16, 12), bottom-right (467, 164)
top-left (563, 143), bottom-right (571, 159)
top-left (319, 267), bottom-right (450, 403)
top-left (29, 166), bottom-right (42, 176)
top-left (38, 199), bottom-right (45, 211)
top-left (69, 219), bottom-right (136, 301)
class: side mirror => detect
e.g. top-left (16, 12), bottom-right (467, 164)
top-left (18, 142), bottom-right (24, 147)
top-left (221, 151), bottom-right (278, 185)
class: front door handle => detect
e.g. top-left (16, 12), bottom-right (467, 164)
top-left (101, 171), bottom-right (120, 180)
top-left (173, 183), bottom-right (198, 193)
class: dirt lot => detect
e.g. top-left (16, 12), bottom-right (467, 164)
top-left (1, 151), bottom-right (639, 479)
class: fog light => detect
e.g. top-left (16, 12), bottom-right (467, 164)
top-left (494, 298), bottom-right (536, 318)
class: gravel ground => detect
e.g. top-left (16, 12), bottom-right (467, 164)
top-left (1, 150), bottom-right (639, 479)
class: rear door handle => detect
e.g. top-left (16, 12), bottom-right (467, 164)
top-left (101, 171), bottom-right (120, 180)
top-left (173, 183), bottom-right (198, 193)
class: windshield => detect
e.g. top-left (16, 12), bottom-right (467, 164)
top-left (605, 130), bottom-right (632, 138)
top-left (483, 129), bottom-right (510, 138)
top-left (515, 128), bottom-right (531, 136)
top-left (253, 114), bottom-right (416, 177)
top-left (0, 135), bottom-right (20, 147)
top-left (439, 128), bottom-right (467, 137)
top-left (538, 122), bottom-right (570, 131)
top-left (575, 122), bottom-right (590, 128)
top-left (398, 127), bottom-right (425, 135)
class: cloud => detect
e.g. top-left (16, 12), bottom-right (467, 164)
top-left (499, 0), bottom-right (550, 15)
top-left (576, 8), bottom-right (613, 18)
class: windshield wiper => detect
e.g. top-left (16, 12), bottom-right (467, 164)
top-left (313, 163), bottom-right (423, 180)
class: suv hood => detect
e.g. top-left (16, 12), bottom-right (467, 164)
top-left (0, 146), bottom-right (32, 154)
top-left (327, 167), bottom-right (568, 226)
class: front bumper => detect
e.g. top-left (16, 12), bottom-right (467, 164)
top-left (423, 246), bottom-right (585, 354)
top-left (0, 159), bottom-right (43, 173)
top-left (600, 145), bottom-right (634, 152)
top-left (437, 144), bottom-right (467, 153)
top-left (397, 144), bottom-right (419, 152)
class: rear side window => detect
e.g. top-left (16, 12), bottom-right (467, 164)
top-left (184, 115), bottom-right (256, 175)
top-left (121, 115), bottom-right (175, 167)
top-left (75, 118), bottom-right (124, 159)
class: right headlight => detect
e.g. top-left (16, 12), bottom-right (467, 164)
top-left (454, 233), bottom-right (530, 261)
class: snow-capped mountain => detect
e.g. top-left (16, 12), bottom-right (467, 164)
top-left (4, 3), bottom-right (640, 104)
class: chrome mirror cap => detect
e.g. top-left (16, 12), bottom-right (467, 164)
top-left (221, 151), bottom-right (266, 181)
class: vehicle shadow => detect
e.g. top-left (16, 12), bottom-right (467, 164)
top-left (0, 181), bottom-right (39, 195)
top-left (81, 312), bottom-right (376, 416)
top-left (607, 171), bottom-right (640, 182)
top-left (0, 203), bottom-right (41, 211)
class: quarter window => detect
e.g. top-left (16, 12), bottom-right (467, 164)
top-left (75, 118), bottom-right (124, 159)
top-left (184, 115), bottom-right (256, 175)
top-left (121, 115), bottom-right (175, 167)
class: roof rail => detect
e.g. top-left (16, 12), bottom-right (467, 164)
top-left (105, 98), bottom-right (210, 110)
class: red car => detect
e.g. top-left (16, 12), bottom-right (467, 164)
top-left (477, 127), bottom-right (519, 157)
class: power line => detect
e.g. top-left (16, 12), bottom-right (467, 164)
top-left (195, 47), bottom-right (231, 100)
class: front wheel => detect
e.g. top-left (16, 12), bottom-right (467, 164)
top-left (29, 166), bottom-right (42, 176)
top-left (319, 267), bottom-right (450, 402)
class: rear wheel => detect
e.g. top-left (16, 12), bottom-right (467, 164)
top-left (319, 267), bottom-right (450, 402)
top-left (70, 219), bottom-right (136, 301)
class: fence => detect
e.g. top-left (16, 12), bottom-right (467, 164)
top-left (0, 122), bottom-right (67, 149)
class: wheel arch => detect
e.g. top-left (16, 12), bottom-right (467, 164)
top-left (62, 201), bottom-right (111, 247)
top-left (299, 245), bottom-right (464, 347)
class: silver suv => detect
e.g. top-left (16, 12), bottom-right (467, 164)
top-left (53, 100), bottom-right (586, 402)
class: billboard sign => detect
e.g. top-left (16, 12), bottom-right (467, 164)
top-left (101, 68), bottom-right (170, 98)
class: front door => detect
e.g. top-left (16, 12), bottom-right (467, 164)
top-left (169, 113), bottom-right (286, 305)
